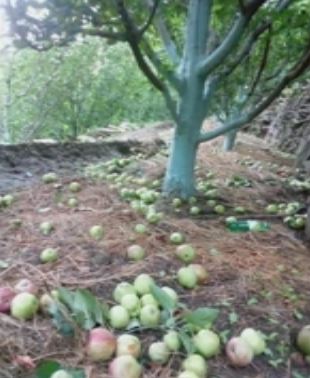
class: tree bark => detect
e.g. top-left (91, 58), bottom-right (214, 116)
top-left (223, 129), bottom-right (238, 151)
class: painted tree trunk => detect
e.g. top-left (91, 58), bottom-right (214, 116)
top-left (223, 129), bottom-right (237, 151)
top-left (163, 125), bottom-right (199, 198)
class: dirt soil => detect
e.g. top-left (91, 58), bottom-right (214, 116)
top-left (0, 129), bottom-right (309, 378)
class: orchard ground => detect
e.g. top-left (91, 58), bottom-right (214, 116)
top-left (0, 125), bottom-right (309, 378)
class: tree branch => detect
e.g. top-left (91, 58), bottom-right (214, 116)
top-left (114, 0), bottom-right (165, 92)
top-left (139, 0), bottom-right (160, 37)
top-left (198, 0), bottom-right (267, 78)
top-left (144, 0), bottom-right (180, 65)
top-left (198, 40), bottom-right (310, 143)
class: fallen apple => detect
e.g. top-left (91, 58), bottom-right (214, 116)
top-left (177, 372), bottom-right (200, 378)
top-left (109, 305), bottom-right (130, 329)
top-left (177, 267), bottom-right (197, 289)
top-left (188, 264), bottom-right (208, 284)
top-left (140, 294), bottom-right (159, 307)
top-left (148, 341), bottom-right (170, 364)
top-left (214, 205), bottom-right (225, 215)
top-left (170, 232), bottom-right (185, 245)
top-left (134, 224), bottom-right (147, 234)
top-left (42, 172), bottom-right (58, 184)
top-left (11, 292), bottom-right (39, 320)
top-left (87, 327), bottom-right (116, 361)
top-left (39, 221), bottom-right (54, 236)
top-left (193, 330), bottom-right (220, 358)
top-left (133, 274), bottom-right (154, 295)
top-left (67, 198), bottom-right (78, 207)
top-left (116, 334), bottom-right (141, 358)
top-left (297, 325), bottom-right (310, 356)
top-left (2, 194), bottom-right (14, 206)
top-left (39, 293), bottom-right (55, 313)
top-left (113, 282), bottom-right (136, 303)
top-left (190, 206), bottom-right (200, 215)
top-left (109, 355), bottom-right (142, 378)
top-left (240, 328), bottom-right (266, 355)
top-left (182, 354), bottom-right (208, 378)
top-left (226, 337), bottom-right (254, 367)
top-left (176, 244), bottom-right (197, 263)
top-left (127, 245), bottom-right (145, 261)
top-left (172, 198), bottom-right (182, 207)
top-left (121, 294), bottom-right (140, 316)
top-left (14, 279), bottom-right (38, 295)
top-left (163, 330), bottom-right (180, 352)
top-left (40, 248), bottom-right (58, 263)
top-left (139, 304), bottom-right (160, 327)
top-left (51, 370), bottom-right (73, 378)
top-left (89, 225), bottom-right (104, 240)
top-left (0, 287), bottom-right (15, 313)
top-left (265, 204), bottom-right (278, 214)
top-left (161, 287), bottom-right (179, 306)
top-left (68, 181), bottom-right (81, 193)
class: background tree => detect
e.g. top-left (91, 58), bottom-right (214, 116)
top-left (0, 39), bottom-right (169, 142)
top-left (5, 0), bottom-right (310, 197)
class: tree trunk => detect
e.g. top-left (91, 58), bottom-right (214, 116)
top-left (163, 125), bottom-right (199, 198)
top-left (223, 129), bottom-right (237, 151)
top-left (306, 199), bottom-right (310, 242)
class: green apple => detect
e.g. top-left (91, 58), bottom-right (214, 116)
top-left (193, 330), bottom-right (220, 358)
top-left (89, 225), bottom-right (104, 240)
top-left (109, 305), bottom-right (130, 329)
top-left (182, 354), bottom-right (208, 377)
top-left (139, 304), bottom-right (160, 327)
top-left (177, 267), bottom-right (197, 289)
top-left (170, 232), bottom-right (185, 245)
top-left (175, 244), bottom-right (196, 263)
top-left (133, 274), bottom-right (154, 295)
top-left (11, 293), bottom-right (39, 320)
top-left (40, 248), bottom-right (58, 263)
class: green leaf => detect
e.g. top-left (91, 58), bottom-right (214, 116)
top-left (36, 360), bottom-right (61, 378)
top-left (150, 284), bottom-right (176, 311)
top-left (229, 312), bottom-right (238, 324)
top-left (48, 302), bottom-right (75, 337)
top-left (183, 307), bottom-right (219, 328)
top-left (58, 287), bottom-right (76, 308)
top-left (179, 329), bottom-right (196, 354)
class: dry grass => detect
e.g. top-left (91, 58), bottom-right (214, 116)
top-left (0, 135), bottom-right (309, 378)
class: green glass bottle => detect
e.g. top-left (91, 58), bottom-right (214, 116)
top-left (227, 220), bottom-right (270, 232)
